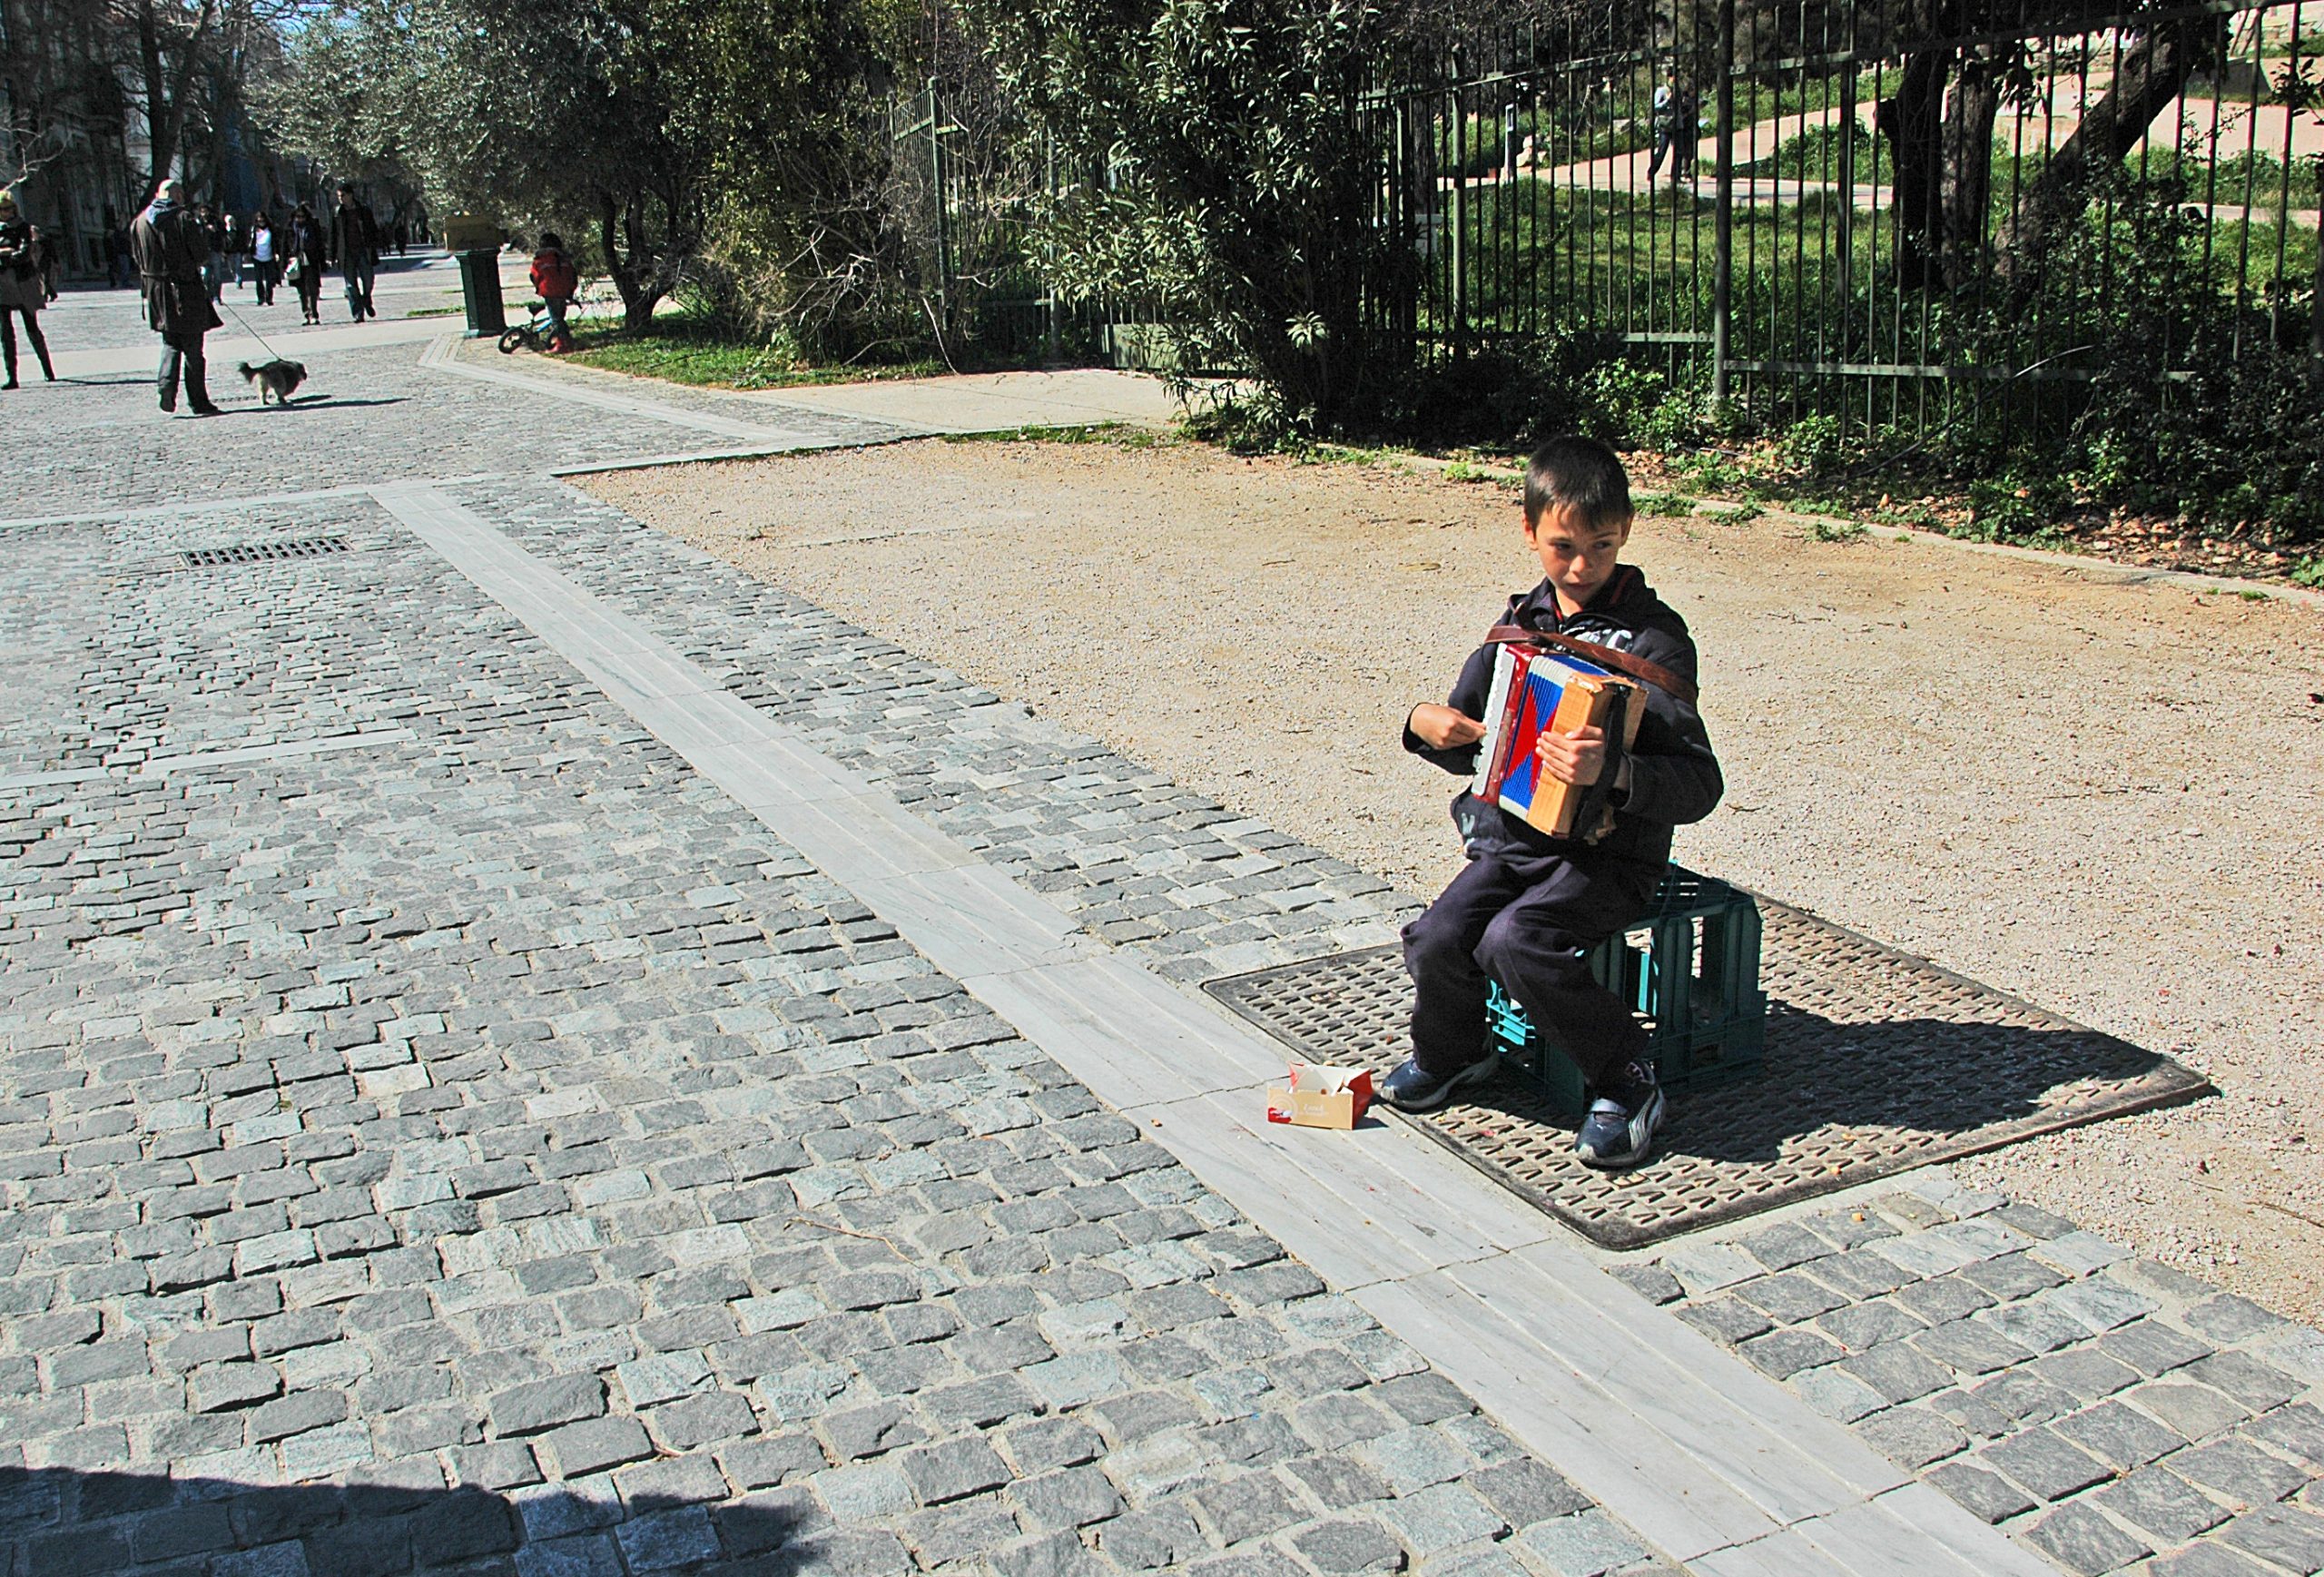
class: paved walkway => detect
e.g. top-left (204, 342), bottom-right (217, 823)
top-left (3, 257), bottom-right (2319, 1577)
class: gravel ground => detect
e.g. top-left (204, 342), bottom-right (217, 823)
top-left (583, 439), bottom-right (2324, 1324)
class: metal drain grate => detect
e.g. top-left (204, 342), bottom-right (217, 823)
top-left (1204, 902), bottom-right (2211, 1249)
top-left (181, 537), bottom-right (350, 568)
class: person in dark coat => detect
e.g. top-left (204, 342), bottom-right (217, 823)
top-left (0, 191), bottom-right (55, 389)
top-left (329, 185), bottom-right (379, 320)
top-left (131, 180), bottom-right (222, 415)
top-left (288, 202), bottom-right (328, 323)
top-left (107, 215), bottom-right (134, 288)
top-left (199, 202), bottom-right (226, 301)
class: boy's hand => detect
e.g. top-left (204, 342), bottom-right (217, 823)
top-left (1409, 704), bottom-right (1486, 752)
top-left (1537, 725), bottom-right (1609, 786)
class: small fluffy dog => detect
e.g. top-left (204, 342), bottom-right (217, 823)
top-left (238, 359), bottom-right (308, 406)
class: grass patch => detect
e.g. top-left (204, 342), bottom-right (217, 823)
top-left (942, 422), bottom-right (1163, 448)
top-left (562, 314), bottom-right (944, 391)
top-left (405, 304), bottom-right (464, 319)
top-left (1805, 517), bottom-right (1867, 543)
top-left (1634, 490), bottom-right (1698, 517)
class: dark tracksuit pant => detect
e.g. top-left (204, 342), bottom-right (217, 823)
top-left (1402, 844), bottom-right (1659, 1087)
top-left (157, 330), bottom-right (210, 409)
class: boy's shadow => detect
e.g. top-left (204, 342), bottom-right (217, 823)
top-left (1452, 1008), bottom-right (2203, 1169)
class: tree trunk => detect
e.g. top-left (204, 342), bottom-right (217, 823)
top-left (135, 0), bottom-right (216, 193)
top-left (1939, 47), bottom-right (2002, 289)
top-left (1876, 49), bottom-right (1946, 291)
top-left (1993, 15), bottom-right (2221, 299)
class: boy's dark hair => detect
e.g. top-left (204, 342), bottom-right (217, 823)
top-left (537, 232), bottom-right (564, 251)
top-left (1523, 435), bottom-right (1632, 528)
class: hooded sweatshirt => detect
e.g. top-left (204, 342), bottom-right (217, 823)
top-left (1403, 564), bottom-right (1723, 869)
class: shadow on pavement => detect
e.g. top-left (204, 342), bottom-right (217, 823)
top-left (279, 396), bottom-right (413, 411)
top-left (0, 1464), bottom-right (820, 1575)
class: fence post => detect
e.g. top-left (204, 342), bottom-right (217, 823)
top-left (2314, 172), bottom-right (2324, 356)
top-left (1451, 50), bottom-right (1468, 356)
top-left (1043, 129), bottom-right (1059, 363)
top-left (1710, 0), bottom-right (1735, 406)
top-left (928, 77), bottom-right (952, 329)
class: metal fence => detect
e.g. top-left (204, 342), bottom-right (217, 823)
top-left (1373, 0), bottom-right (2322, 437)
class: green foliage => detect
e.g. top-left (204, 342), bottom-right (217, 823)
top-left (565, 307), bottom-right (941, 388)
top-left (966, 0), bottom-right (1410, 436)
top-left (2290, 557), bottom-right (2324, 589)
top-left (1736, 123), bottom-right (1892, 185)
top-left (263, 0), bottom-right (911, 340)
top-left (1804, 517), bottom-right (1865, 542)
top-left (1632, 490), bottom-right (1697, 517)
top-left (2034, 172), bottom-right (2324, 545)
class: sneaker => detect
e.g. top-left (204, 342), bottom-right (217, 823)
top-left (1378, 1055), bottom-right (1497, 1113)
top-left (1575, 1066), bottom-right (1666, 1169)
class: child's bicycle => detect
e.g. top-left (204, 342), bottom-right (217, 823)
top-left (497, 298), bottom-right (578, 354)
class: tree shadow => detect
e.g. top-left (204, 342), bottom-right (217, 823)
top-left (0, 1464), bottom-right (821, 1575)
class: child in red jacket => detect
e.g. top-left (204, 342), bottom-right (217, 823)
top-left (530, 233), bottom-right (578, 352)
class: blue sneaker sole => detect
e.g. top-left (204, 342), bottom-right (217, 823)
top-left (1577, 1087), bottom-right (1668, 1169)
top-left (1380, 1056), bottom-right (1499, 1113)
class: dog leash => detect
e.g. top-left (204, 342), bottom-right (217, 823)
top-left (215, 297), bottom-right (293, 365)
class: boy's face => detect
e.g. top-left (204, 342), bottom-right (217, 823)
top-left (1524, 502), bottom-right (1633, 609)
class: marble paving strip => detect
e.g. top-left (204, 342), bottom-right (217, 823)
top-left (372, 479), bottom-right (2063, 1576)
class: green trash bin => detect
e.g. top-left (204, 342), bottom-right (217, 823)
top-left (457, 248), bottom-right (506, 339)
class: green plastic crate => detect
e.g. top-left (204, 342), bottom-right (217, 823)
top-left (1484, 864), bottom-right (1766, 1117)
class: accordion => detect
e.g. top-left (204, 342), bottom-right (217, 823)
top-left (1471, 644), bottom-right (1644, 841)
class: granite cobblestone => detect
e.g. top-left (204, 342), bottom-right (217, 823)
top-left (1646, 1172), bottom-right (2324, 1575)
top-left (5, 365), bottom-right (1659, 1573)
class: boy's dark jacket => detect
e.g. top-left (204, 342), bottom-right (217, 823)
top-left (1404, 564), bottom-right (1723, 868)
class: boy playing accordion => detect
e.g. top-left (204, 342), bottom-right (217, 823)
top-left (1385, 437), bottom-right (1724, 1168)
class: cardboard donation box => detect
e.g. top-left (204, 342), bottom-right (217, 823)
top-left (1266, 1063), bottom-right (1376, 1129)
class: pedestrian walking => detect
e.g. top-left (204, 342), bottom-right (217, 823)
top-left (289, 202), bottom-right (328, 324)
top-left (199, 202), bottom-right (226, 301)
top-left (107, 217), bottom-right (133, 288)
top-left (329, 185), bottom-right (379, 321)
top-left (223, 210), bottom-right (248, 289)
top-left (131, 179), bottom-right (222, 416)
top-left (251, 212), bottom-right (281, 307)
top-left (0, 192), bottom-right (56, 389)
top-left (33, 225), bottom-right (59, 305)
top-left (1645, 79), bottom-right (1699, 188)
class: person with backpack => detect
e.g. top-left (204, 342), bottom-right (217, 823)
top-left (529, 232), bottom-right (579, 353)
top-left (329, 185), bottom-right (379, 320)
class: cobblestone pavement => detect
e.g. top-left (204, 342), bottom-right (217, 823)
top-left (1629, 1173), bottom-right (2324, 1576)
top-left (10, 295), bottom-right (2323, 1577)
top-left (8, 340), bottom-right (904, 523)
top-left (2, 322), bottom-right (1680, 1575)
top-left (430, 483), bottom-right (2324, 1576)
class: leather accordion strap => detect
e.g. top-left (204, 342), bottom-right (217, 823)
top-left (1485, 623), bottom-right (1699, 706)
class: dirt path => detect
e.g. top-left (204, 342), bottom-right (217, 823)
top-left (584, 439), bottom-right (2324, 1321)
